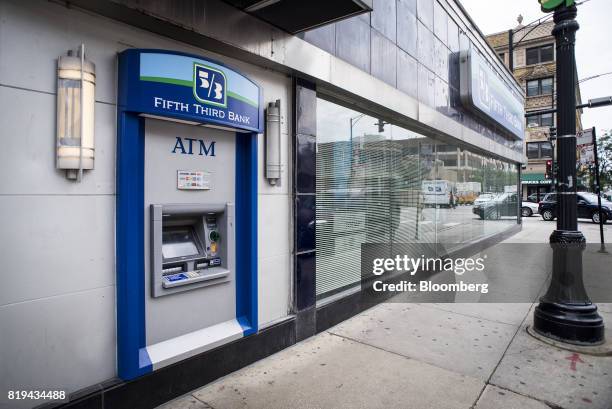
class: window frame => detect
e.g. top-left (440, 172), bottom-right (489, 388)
top-left (526, 142), bottom-right (540, 159)
top-left (540, 112), bottom-right (553, 127)
top-left (526, 141), bottom-right (554, 159)
top-left (539, 141), bottom-right (553, 158)
top-left (526, 44), bottom-right (554, 65)
top-left (526, 76), bottom-right (554, 97)
top-left (526, 112), bottom-right (554, 128)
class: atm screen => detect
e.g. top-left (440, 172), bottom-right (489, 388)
top-left (162, 228), bottom-right (200, 260)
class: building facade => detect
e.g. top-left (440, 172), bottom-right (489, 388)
top-left (486, 19), bottom-right (583, 201)
top-left (0, 1), bottom-right (524, 408)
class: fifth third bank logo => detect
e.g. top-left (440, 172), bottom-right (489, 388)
top-left (194, 63), bottom-right (227, 107)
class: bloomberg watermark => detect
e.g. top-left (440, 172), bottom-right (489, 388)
top-left (359, 243), bottom-right (612, 303)
top-left (369, 251), bottom-right (488, 295)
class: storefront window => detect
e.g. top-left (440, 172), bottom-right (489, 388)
top-left (315, 97), bottom-right (520, 299)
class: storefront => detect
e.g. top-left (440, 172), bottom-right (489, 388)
top-left (0, 1), bottom-right (525, 408)
top-left (522, 173), bottom-right (554, 201)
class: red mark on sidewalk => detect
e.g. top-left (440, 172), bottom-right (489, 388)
top-left (565, 353), bottom-right (585, 371)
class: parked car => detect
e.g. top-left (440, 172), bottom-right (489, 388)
top-left (538, 192), bottom-right (612, 223)
top-left (526, 193), bottom-right (539, 203)
top-left (473, 192), bottom-right (497, 206)
top-left (521, 200), bottom-right (539, 217)
top-left (540, 192), bottom-right (556, 203)
top-left (473, 193), bottom-right (518, 220)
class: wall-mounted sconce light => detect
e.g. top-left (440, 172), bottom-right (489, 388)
top-left (265, 99), bottom-right (281, 185)
top-left (57, 44), bottom-right (95, 181)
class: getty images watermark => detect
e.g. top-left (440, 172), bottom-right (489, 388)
top-left (370, 253), bottom-right (489, 294)
top-left (359, 243), bottom-right (612, 303)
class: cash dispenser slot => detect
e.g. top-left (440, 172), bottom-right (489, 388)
top-left (150, 203), bottom-right (234, 297)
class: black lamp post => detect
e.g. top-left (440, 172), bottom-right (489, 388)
top-left (533, 2), bottom-right (605, 345)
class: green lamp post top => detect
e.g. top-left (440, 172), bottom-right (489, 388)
top-left (539, 0), bottom-right (575, 11)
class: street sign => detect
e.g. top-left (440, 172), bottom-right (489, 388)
top-left (577, 128), bottom-right (594, 165)
top-left (578, 144), bottom-right (594, 165)
top-left (576, 128), bottom-right (593, 146)
top-left (539, 0), bottom-right (575, 11)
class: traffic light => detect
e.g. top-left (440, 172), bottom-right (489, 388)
top-left (545, 160), bottom-right (552, 179)
top-left (549, 127), bottom-right (557, 140)
top-left (376, 119), bottom-right (387, 133)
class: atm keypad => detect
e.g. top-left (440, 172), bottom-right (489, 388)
top-left (162, 267), bottom-right (228, 289)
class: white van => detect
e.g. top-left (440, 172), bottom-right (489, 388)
top-left (422, 180), bottom-right (452, 207)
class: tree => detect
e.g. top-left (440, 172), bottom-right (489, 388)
top-left (596, 130), bottom-right (612, 190)
top-left (578, 129), bottom-right (612, 191)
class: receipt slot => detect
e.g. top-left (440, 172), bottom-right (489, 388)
top-left (150, 204), bottom-right (234, 296)
top-left (116, 49), bottom-right (261, 380)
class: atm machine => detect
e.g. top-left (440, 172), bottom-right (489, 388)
top-left (151, 202), bottom-right (228, 293)
top-left (144, 119), bottom-right (239, 346)
top-left (116, 49), bottom-right (261, 379)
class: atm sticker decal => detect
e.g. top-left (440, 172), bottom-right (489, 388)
top-left (177, 170), bottom-right (211, 190)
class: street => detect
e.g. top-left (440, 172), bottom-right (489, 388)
top-left (157, 218), bottom-right (612, 409)
top-left (513, 209), bottom-right (612, 243)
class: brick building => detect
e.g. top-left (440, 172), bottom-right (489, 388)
top-left (486, 18), bottom-right (583, 201)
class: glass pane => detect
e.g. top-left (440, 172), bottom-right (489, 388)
top-left (540, 44), bottom-right (554, 62)
top-left (541, 77), bottom-right (553, 94)
top-left (526, 47), bottom-right (539, 65)
top-left (527, 143), bottom-right (539, 159)
top-left (316, 98), bottom-right (391, 297)
top-left (389, 126), bottom-right (435, 249)
top-left (435, 143), bottom-right (457, 250)
top-left (417, 142), bottom-right (437, 243)
top-left (540, 142), bottom-right (553, 158)
top-left (162, 229), bottom-right (199, 260)
top-left (315, 98), bottom-right (520, 300)
top-left (526, 115), bottom-right (539, 127)
top-left (526, 80), bottom-right (539, 97)
top-left (541, 113), bottom-right (553, 127)
top-left (57, 78), bottom-right (82, 146)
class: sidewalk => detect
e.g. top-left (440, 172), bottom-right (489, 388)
top-left (157, 219), bottom-right (612, 409)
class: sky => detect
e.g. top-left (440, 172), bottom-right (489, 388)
top-left (460, 0), bottom-right (612, 136)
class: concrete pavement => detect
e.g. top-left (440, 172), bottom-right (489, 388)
top-left (156, 217), bottom-right (612, 409)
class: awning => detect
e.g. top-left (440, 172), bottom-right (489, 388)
top-left (521, 173), bottom-right (552, 185)
top-left (223, 0), bottom-right (373, 34)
